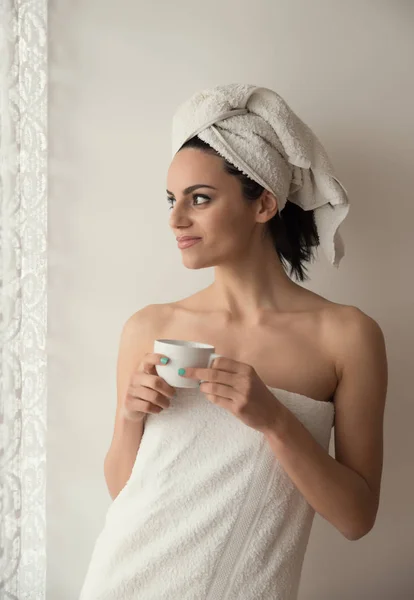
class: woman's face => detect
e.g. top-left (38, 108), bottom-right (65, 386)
top-left (166, 148), bottom-right (263, 270)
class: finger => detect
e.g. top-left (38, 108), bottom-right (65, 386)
top-left (130, 371), bottom-right (176, 399)
top-left (127, 385), bottom-right (171, 409)
top-left (199, 382), bottom-right (237, 404)
top-left (124, 398), bottom-right (162, 418)
top-left (178, 367), bottom-right (211, 380)
top-left (139, 353), bottom-right (170, 373)
top-left (180, 366), bottom-right (235, 388)
top-left (193, 357), bottom-right (245, 375)
top-left (180, 356), bottom-right (244, 382)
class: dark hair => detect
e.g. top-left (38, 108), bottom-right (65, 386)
top-left (179, 135), bottom-right (320, 282)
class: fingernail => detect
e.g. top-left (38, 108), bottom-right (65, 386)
top-left (160, 357), bottom-right (169, 364)
top-left (178, 368), bottom-right (186, 376)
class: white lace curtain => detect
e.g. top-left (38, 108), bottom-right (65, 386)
top-left (0, 1), bottom-right (47, 598)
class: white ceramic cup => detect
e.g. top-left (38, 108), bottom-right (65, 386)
top-left (154, 338), bottom-right (223, 389)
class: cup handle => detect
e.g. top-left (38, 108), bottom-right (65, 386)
top-left (200, 353), bottom-right (223, 384)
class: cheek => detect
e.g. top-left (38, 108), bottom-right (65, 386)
top-left (209, 207), bottom-right (245, 232)
top-left (221, 213), bottom-right (251, 241)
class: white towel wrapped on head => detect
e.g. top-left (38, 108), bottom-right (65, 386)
top-left (171, 83), bottom-right (350, 268)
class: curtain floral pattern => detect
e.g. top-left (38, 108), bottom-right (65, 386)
top-left (0, 1), bottom-right (47, 598)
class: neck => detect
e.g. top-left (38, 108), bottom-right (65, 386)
top-left (207, 238), bottom-right (305, 324)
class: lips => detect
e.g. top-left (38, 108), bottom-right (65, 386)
top-left (177, 238), bottom-right (202, 249)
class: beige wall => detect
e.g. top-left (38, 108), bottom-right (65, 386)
top-left (48, 1), bottom-right (414, 597)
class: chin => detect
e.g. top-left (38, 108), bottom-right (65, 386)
top-left (182, 257), bottom-right (216, 270)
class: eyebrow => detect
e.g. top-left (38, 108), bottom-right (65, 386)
top-left (166, 184), bottom-right (217, 196)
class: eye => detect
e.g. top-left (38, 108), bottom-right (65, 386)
top-left (167, 194), bottom-right (211, 210)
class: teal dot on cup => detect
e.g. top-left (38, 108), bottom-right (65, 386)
top-left (178, 368), bottom-right (186, 376)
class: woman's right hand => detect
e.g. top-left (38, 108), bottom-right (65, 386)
top-left (123, 353), bottom-right (176, 422)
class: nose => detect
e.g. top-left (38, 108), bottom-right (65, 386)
top-left (169, 204), bottom-right (193, 228)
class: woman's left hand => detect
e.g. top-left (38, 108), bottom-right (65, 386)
top-left (179, 356), bottom-right (285, 434)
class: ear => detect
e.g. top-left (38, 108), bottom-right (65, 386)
top-left (257, 190), bottom-right (279, 222)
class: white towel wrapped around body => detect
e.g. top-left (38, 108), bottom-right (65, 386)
top-left (79, 386), bottom-right (334, 600)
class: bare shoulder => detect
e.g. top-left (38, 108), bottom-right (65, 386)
top-left (125, 303), bottom-right (172, 338)
top-left (322, 304), bottom-right (387, 381)
top-left (323, 304), bottom-right (386, 341)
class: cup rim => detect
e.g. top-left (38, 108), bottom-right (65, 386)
top-left (155, 339), bottom-right (214, 350)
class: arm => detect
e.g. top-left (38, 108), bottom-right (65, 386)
top-left (263, 307), bottom-right (388, 540)
top-left (104, 304), bottom-right (160, 500)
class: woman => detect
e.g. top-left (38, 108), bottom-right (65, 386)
top-left (79, 84), bottom-right (388, 599)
